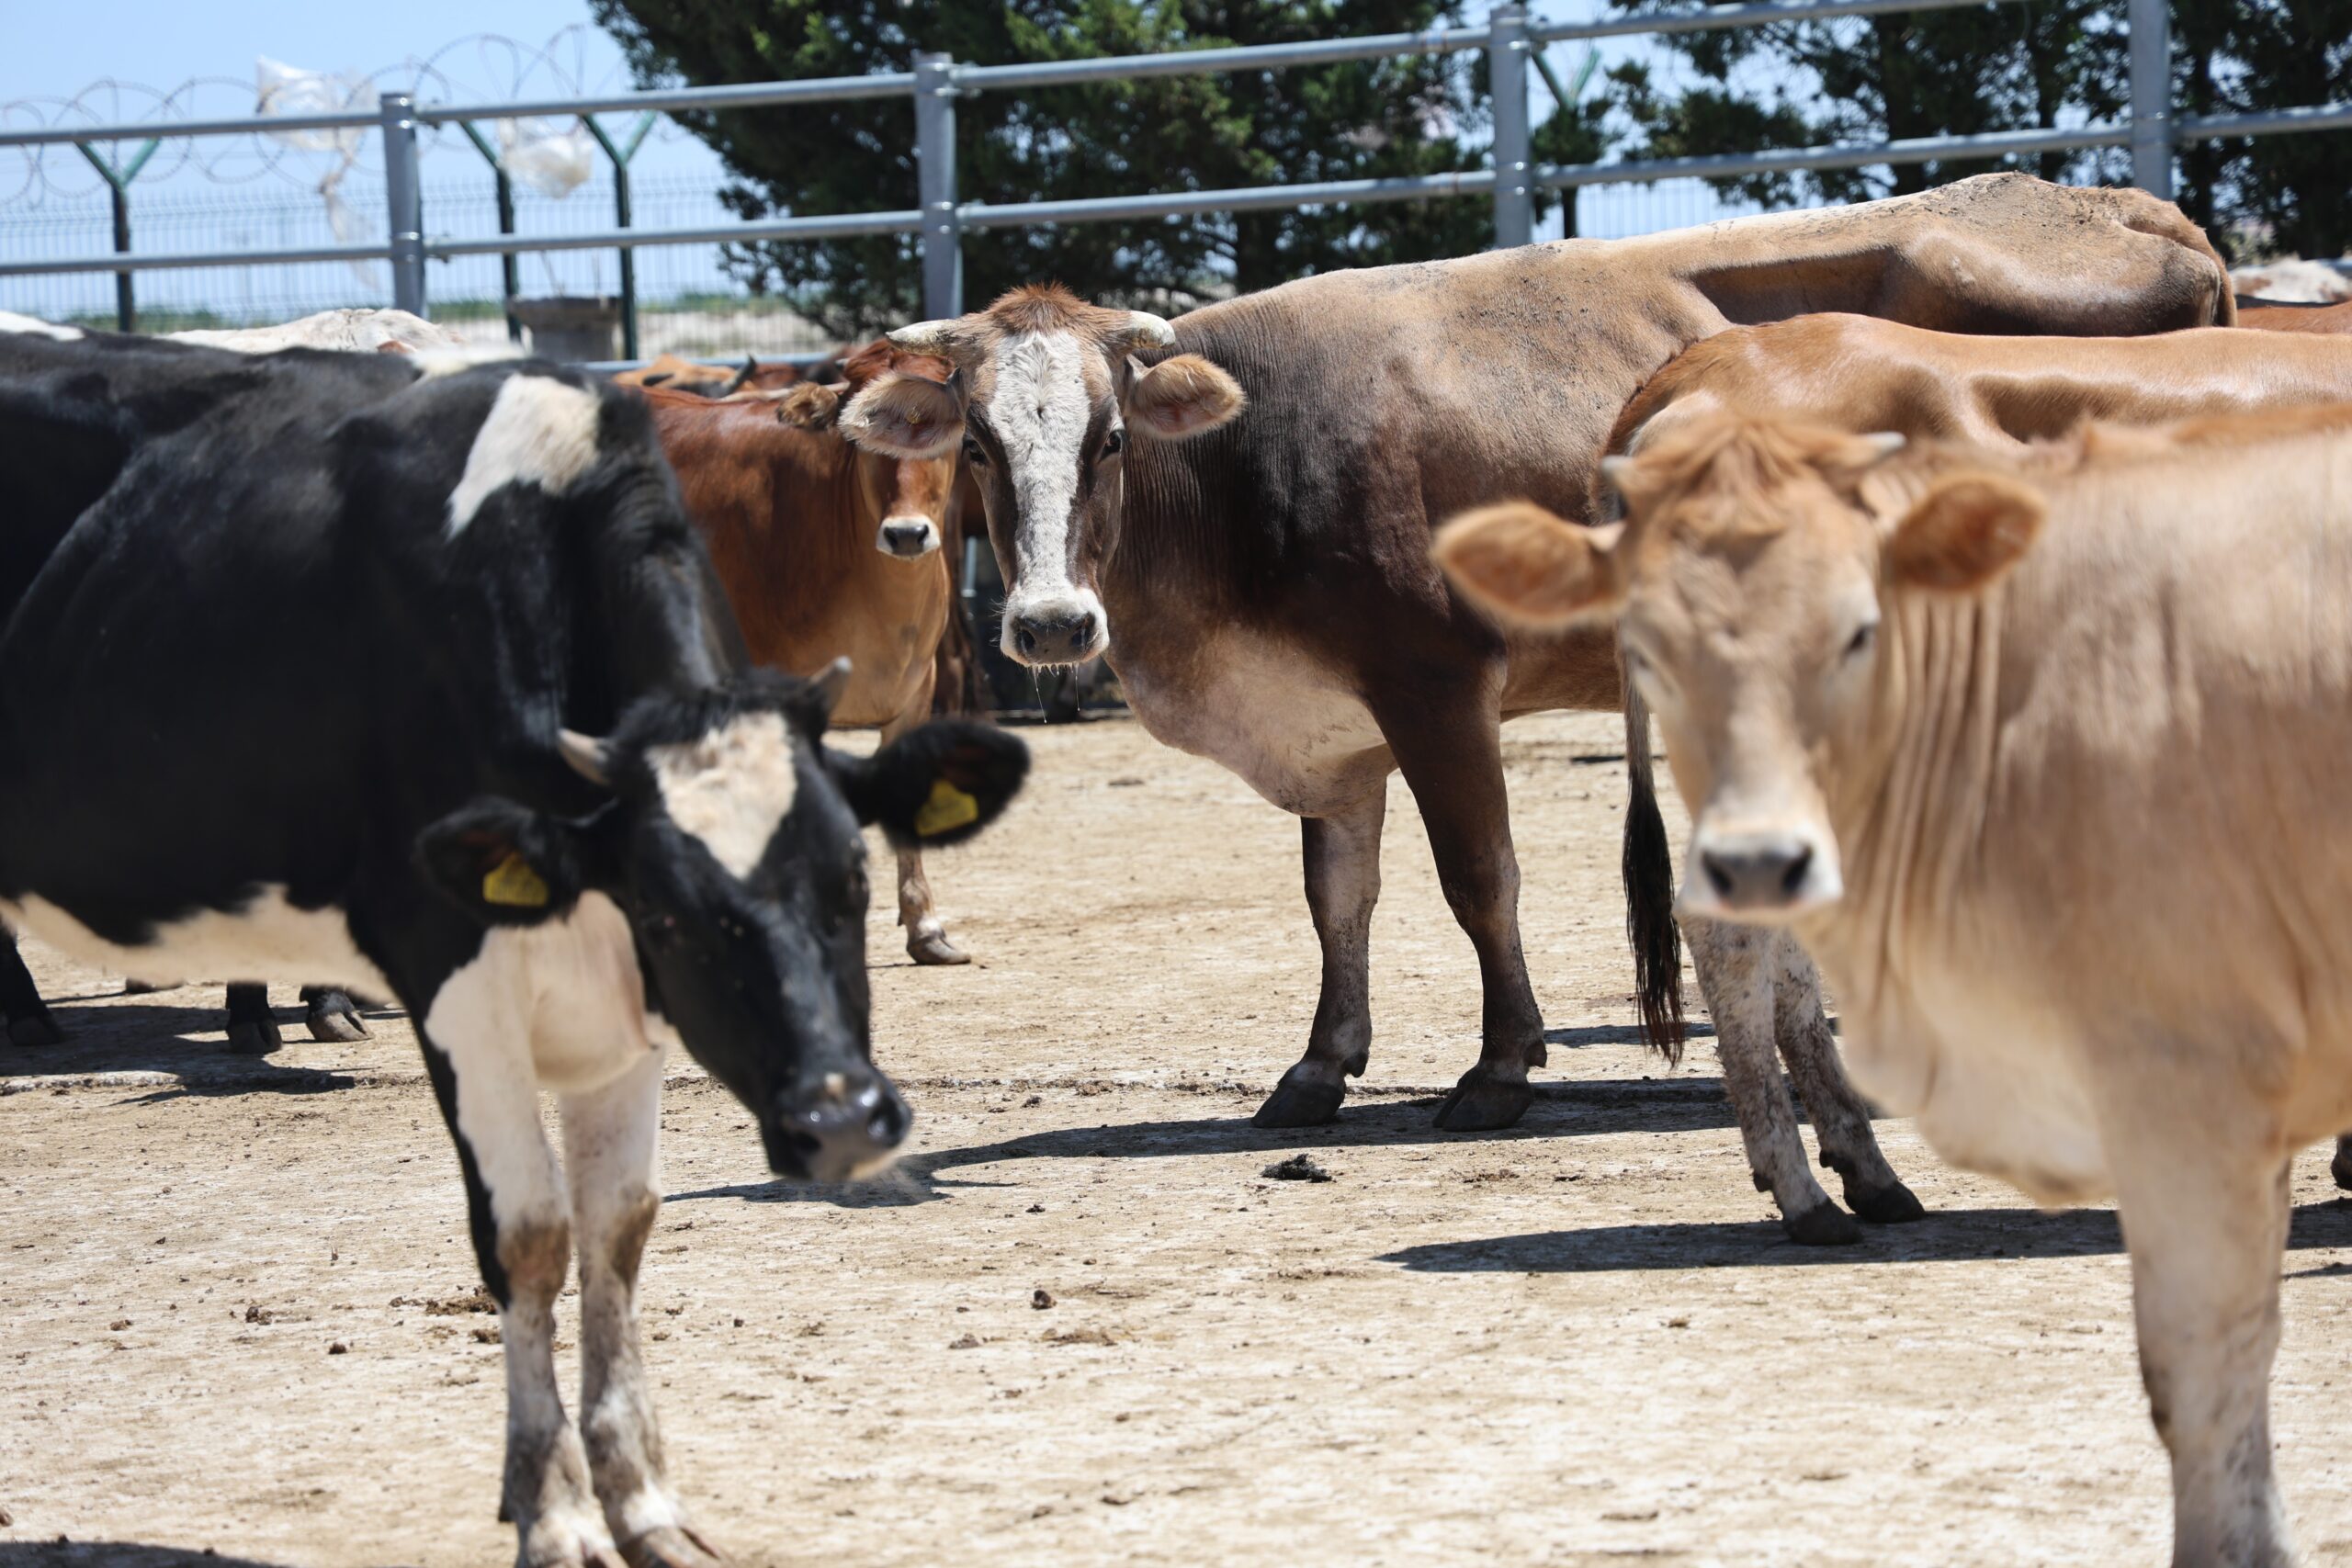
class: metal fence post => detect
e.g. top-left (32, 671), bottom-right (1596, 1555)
top-left (584, 114), bottom-right (657, 359)
top-left (74, 140), bottom-right (156, 331)
top-left (380, 92), bottom-right (426, 317)
top-left (456, 121), bottom-right (523, 342)
top-left (914, 52), bottom-right (962, 319)
top-left (1489, 6), bottom-right (1533, 249)
top-left (2128, 0), bottom-right (2173, 200)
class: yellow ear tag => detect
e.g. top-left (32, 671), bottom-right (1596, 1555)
top-left (914, 777), bottom-right (981, 838)
top-left (482, 852), bottom-right (550, 908)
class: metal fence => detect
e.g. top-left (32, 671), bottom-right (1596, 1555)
top-left (3, 0), bottom-right (2347, 340)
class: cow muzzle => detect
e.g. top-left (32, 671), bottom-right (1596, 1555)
top-left (1681, 825), bottom-right (1843, 920)
top-left (876, 516), bottom-right (941, 559)
top-left (765, 1065), bottom-right (910, 1181)
top-left (1002, 590), bottom-right (1108, 667)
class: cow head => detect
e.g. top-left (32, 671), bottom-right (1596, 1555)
top-left (828, 341), bottom-right (967, 561)
top-left (847, 286), bottom-right (1246, 666)
top-left (1432, 417), bottom-right (2040, 924)
top-left (415, 669), bottom-right (1029, 1179)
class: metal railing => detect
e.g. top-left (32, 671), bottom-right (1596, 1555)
top-left (3, 0), bottom-right (2348, 333)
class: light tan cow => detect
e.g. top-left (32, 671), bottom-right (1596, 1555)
top-left (1434, 408), bottom-right (2352, 1566)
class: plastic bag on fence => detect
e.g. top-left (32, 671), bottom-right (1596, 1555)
top-left (255, 58), bottom-right (381, 289)
top-left (497, 117), bottom-right (595, 199)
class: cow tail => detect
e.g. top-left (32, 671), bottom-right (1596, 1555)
top-left (1622, 675), bottom-right (1685, 1066)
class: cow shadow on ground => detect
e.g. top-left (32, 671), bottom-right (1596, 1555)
top-left (670, 1083), bottom-right (1744, 1211)
top-left (1379, 1198), bottom-right (2352, 1273)
top-left (0, 1546), bottom-right (333, 1568)
top-left (0, 995), bottom-right (387, 1100)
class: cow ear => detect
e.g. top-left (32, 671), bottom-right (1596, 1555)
top-left (827, 720), bottom-right (1030, 849)
top-left (1884, 473), bottom-right (2043, 592)
top-left (1122, 354), bottom-right (1245, 441)
top-left (775, 382), bottom-right (841, 431)
top-left (413, 799), bottom-right (588, 928)
top-left (1432, 503), bottom-right (1625, 628)
top-left (838, 372), bottom-right (964, 459)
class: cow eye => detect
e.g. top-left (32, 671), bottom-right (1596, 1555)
top-left (1100, 427), bottom-right (1125, 458)
top-left (1844, 622), bottom-right (1877, 660)
top-left (961, 436), bottom-right (989, 467)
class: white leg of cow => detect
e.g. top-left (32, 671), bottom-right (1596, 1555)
top-left (879, 675), bottom-right (967, 967)
top-left (1766, 933), bottom-right (1924, 1224)
top-left (424, 997), bottom-right (617, 1568)
top-left (1682, 916), bottom-right (1856, 1245)
top-left (2106, 1089), bottom-right (2293, 1567)
top-left (1256, 785), bottom-right (1388, 1127)
top-left (562, 1050), bottom-right (727, 1568)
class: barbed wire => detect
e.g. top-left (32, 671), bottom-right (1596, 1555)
top-left (0, 26), bottom-right (696, 209)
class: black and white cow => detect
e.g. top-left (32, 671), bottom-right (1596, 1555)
top-left (0, 329), bottom-right (1028, 1566)
top-left (0, 317), bottom-right (433, 1050)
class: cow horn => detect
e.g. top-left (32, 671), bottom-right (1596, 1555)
top-left (720, 355), bottom-right (755, 396)
top-left (809, 656), bottom-right (853, 716)
top-left (1860, 431), bottom-right (1907, 461)
top-left (557, 728), bottom-right (610, 787)
top-left (888, 319), bottom-right (963, 355)
top-left (1112, 311), bottom-right (1177, 352)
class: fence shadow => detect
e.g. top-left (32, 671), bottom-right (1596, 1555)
top-left (1379, 1199), bottom-right (2352, 1273)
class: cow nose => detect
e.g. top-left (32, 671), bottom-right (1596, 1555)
top-left (776, 1068), bottom-right (910, 1181)
top-left (1009, 608), bottom-right (1099, 665)
top-left (1698, 836), bottom-right (1815, 911)
top-left (877, 518), bottom-right (937, 558)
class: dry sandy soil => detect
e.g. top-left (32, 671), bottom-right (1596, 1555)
top-left (5, 712), bottom-right (2350, 1568)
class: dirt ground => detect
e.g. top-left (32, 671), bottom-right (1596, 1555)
top-left (5, 711), bottom-right (2351, 1568)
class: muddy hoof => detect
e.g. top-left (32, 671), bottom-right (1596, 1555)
top-left (226, 1016), bottom-right (284, 1056)
top-left (121, 978), bottom-right (164, 996)
top-left (1254, 1069), bottom-right (1345, 1128)
top-left (6, 1011), bottom-right (63, 1047)
top-left (1784, 1201), bottom-right (1863, 1247)
top-left (906, 929), bottom-right (971, 966)
top-left (2334, 1138), bottom-right (2352, 1192)
top-left (1844, 1177), bottom-right (1927, 1224)
top-left (621, 1524), bottom-right (730, 1568)
top-left (304, 990), bottom-right (369, 1042)
top-left (1433, 1068), bottom-right (1533, 1132)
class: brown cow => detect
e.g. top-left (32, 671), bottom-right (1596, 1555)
top-left (641, 341), bottom-right (978, 964)
top-left (2239, 299), bottom-right (2352, 334)
top-left (848, 173), bottom-right (2230, 1244)
top-left (1433, 407), bottom-right (2352, 1565)
top-left (616, 352), bottom-right (808, 400)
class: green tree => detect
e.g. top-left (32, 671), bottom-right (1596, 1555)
top-left (592, 1), bottom-right (1608, 335)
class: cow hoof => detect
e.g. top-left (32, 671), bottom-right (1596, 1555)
top-left (1844, 1178), bottom-right (1927, 1224)
top-left (1433, 1067), bottom-right (1534, 1132)
top-left (906, 929), bottom-right (971, 966)
top-left (2334, 1139), bottom-right (2352, 1192)
top-left (304, 992), bottom-right (369, 1042)
top-left (226, 1017), bottom-right (284, 1056)
top-left (1254, 1067), bottom-right (1346, 1127)
top-left (6, 1012), bottom-right (64, 1047)
top-left (1783, 1201), bottom-right (1863, 1247)
top-left (121, 978), bottom-right (164, 996)
top-left (621, 1524), bottom-right (731, 1568)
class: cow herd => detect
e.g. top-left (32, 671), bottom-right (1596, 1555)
top-left (3, 168), bottom-right (2347, 1564)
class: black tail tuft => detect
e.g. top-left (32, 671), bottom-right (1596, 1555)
top-left (1621, 680), bottom-right (1685, 1065)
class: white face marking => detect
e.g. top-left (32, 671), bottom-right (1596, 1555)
top-left (648, 710), bottom-right (801, 879)
top-left (0, 886), bottom-right (392, 997)
top-left (992, 330), bottom-right (1094, 601)
top-left (446, 374), bottom-right (605, 535)
top-left (0, 311), bottom-right (83, 342)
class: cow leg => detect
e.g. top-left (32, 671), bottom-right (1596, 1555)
top-left (1380, 702), bottom-right (1545, 1133)
top-left (2107, 1092), bottom-right (2293, 1567)
top-left (1, 928), bottom-right (63, 1047)
top-left (880, 679), bottom-right (968, 966)
top-left (1768, 933), bottom-right (1924, 1224)
top-left (224, 982), bottom-right (284, 1056)
top-left (300, 984), bottom-right (370, 1042)
top-left (563, 1050), bottom-right (728, 1568)
top-left (421, 1014), bottom-right (618, 1568)
top-left (1684, 917), bottom-right (1857, 1245)
top-left (1257, 784), bottom-right (1388, 1128)
top-left (2333, 1134), bottom-right (2352, 1191)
